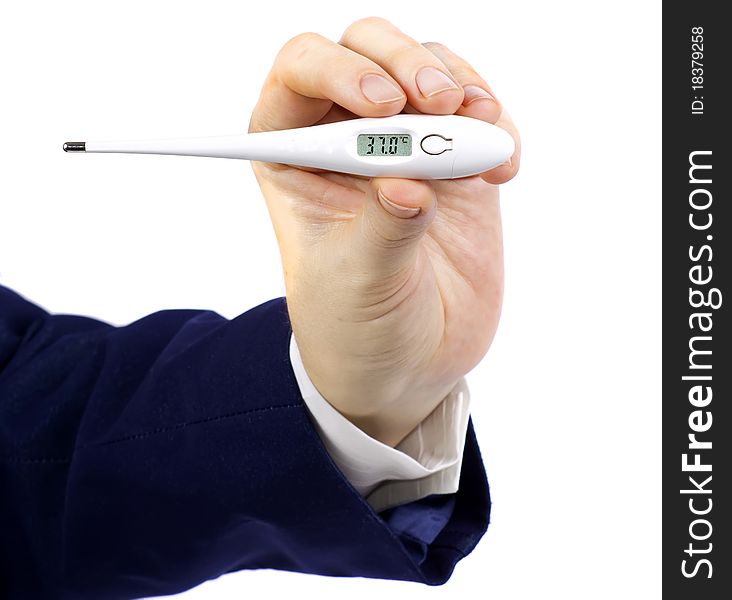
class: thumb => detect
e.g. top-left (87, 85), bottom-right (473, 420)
top-left (352, 178), bottom-right (437, 278)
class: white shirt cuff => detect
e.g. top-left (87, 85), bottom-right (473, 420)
top-left (289, 333), bottom-right (471, 513)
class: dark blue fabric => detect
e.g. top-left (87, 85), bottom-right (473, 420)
top-left (0, 285), bottom-right (491, 599)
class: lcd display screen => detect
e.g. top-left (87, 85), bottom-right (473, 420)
top-left (357, 134), bottom-right (412, 156)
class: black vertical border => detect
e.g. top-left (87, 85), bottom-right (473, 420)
top-left (663, 4), bottom-right (729, 597)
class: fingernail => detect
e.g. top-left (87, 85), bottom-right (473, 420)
top-left (416, 67), bottom-right (459, 98)
top-left (360, 74), bottom-right (405, 104)
top-left (377, 190), bottom-right (421, 218)
top-left (463, 85), bottom-right (496, 106)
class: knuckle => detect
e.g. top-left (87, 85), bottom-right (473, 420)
top-left (341, 16), bottom-right (392, 43)
top-left (378, 42), bottom-right (427, 66)
top-left (422, 41), bottom-right (448, 53)
top-left (450, 63), bottom-right (478, 79)
top-left (274, 32), bottom-right (326, 70)
top-left (281, 31), bottom-right (323, 55)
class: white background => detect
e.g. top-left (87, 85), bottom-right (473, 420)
top-left (0, 1), bottom-right (661, 599)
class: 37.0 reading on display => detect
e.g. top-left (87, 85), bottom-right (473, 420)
top-left (357, 134), bottom-right (412, 156)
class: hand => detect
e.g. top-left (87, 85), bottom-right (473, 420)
top-left (249, 17), bottom-right (521, 447)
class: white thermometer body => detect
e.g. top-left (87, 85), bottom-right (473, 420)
top-left (65, 114), bottom-right (514, 180)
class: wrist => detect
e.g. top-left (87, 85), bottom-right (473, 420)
top-left (299, 352), bottom-right (459, 447)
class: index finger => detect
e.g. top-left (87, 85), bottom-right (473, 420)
top-left (250, 32), bottom-right (407, 133)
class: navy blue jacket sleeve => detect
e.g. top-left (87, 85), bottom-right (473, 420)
top-left (0, 285), bottom-right (491, 599)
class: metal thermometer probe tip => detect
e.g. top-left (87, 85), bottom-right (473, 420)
top-left (63, 142), bottom-right (86, 152)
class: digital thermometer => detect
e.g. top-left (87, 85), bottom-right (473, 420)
top-left (64, 114), bottom-right (514, 180)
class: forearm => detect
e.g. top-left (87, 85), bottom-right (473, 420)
top-left (0, 286), bottom-right (490, 598)
top-left (1, 289), bottom-right (302, 597)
